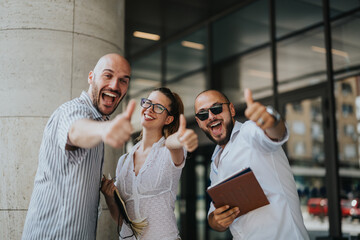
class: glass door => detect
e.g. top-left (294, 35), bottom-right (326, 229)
top-left (280, 83), bottom-right (329, 239)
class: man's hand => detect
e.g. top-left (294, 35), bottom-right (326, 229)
top-left (102, 99), bottom-right (136, 148)
top-left (209, 205), bottom-right (240, 232)
top-left (244, 88), bottom-right (275, 130)
top-left (244, 88), bottom-right (286, 140)
top-left (176, 115), bottom-right (198, 152)
top-left (68, 99), bottom-right (137, 149)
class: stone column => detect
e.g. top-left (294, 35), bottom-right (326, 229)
top-left (0, 1), bottom-right (125, 239)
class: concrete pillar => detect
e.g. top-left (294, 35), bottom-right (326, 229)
top-left (0, 1), bottom-right (125, 239)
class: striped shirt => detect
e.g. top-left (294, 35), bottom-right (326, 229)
top-left (22, 91), bottom-right (109, 240)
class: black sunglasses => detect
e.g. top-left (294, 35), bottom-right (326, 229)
top-left (140, 98), bottom-right (171, 115)
top-left (195, 103), bottom-right (230, 121)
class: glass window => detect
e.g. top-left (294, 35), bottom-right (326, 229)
top-left (293, 121), bottom-right (306, 135)
top-left (284, 97), bottom-right (329, 236)
top-left (335, 76), bottom-right (360, 166)
top-left (293, 102), bottom-right (303, 113)
top-left (126, 0), bottom-right (162, 56)
top-left (222, 47), bottom-right (273, 106)
top-left (277, 27), bottom-right (326, 93)
top-left (213, 0), bottom-right (269, 63)
top-left (312, 123), bottom-right (323, 141)
top-left (344, 144), bottom-right (356, 159)
top-left (163, 2), bottom-right (209, 38)
top-left (166, 71), bottom-right (206, 118)
top-left (312, 142), bottom-right (324, 161)
top-left (331, 13), bottom-right (360, 80)
top-left (342, 103), bottom-right (354, 117)
top-left (276, 0), bottom-right (323, 38)
top-left (166, 28), bottom-right (207, 81)
top-left (335, 76), bottom-right (360, 233)
top-left (286, 98), bottom-right (324, 165)
top-left (129, 51), bottom-right (162, 132)
top-left (294, 141), bottom-right (306, 156)
top-left (330, 0), bottom-right (360, 17)
top-left (129, 51), bottom-right (162, 97)
top-left (341, 83), bottom-right (353, 96)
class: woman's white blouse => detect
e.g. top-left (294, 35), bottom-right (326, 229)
top-left (115, 137), bottom-right (186, 240)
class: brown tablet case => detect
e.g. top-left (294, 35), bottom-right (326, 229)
top-left (206, 168), bottom-right (269, 216)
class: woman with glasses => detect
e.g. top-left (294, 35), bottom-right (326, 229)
top-left (101, 87), bottom-right (198, 240)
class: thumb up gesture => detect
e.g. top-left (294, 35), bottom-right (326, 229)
top-left (244, 89), bottom-right (275, 130)
top-left (176, 114), bottom-right (198, 152)
top-left (102, 99), bottom-right (136, 148)
top-left (166, 114), bottom-right (198, 153)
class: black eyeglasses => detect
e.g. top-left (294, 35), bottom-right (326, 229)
top-left (195, 103), bottom-right (230, 121)
top-left (140, 98), bottom-right (171, 115)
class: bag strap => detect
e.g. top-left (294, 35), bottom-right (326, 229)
top-left (122, 153), bottom-right (129, 167)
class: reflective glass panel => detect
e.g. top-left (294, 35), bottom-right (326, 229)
top-left (330, 0), bottom-right (360, 17)
top-left (166, 71), bottom-right (206, 118)
top-left (166, 28), bottom-right (207, 81)
top-left (277, 27), bottom-right (326, 93)
top-left (222, 47), bottom-right (273, 106)
top-left (213, 0), bottom-right (269, 63)
top-left (335, 76), bottom-right (360, 235)
top-left (129, 51), bottom-right (162, 97)
top-left (285, 97), bottom-right (329, 237)
top-left (276, 0), bottom-right (323, 38)
top-left (331, 13), bottom-right (360, 79)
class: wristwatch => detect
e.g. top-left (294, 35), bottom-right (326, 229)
top-left (266, 106), bottom-right (281, 126)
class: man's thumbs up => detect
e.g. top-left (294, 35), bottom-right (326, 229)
top-left (124, 99), bottom-right (136, 120)
top-left (244, 88), bottom-right (268, 127)
top-left (244, 88), bottom-right (254, 107)
top-left (244, 89), bottom-right (286, 139)
top-left (102, 99), bottom-right (136, 148)
top-left (244, 88), bottom-right (275, 130)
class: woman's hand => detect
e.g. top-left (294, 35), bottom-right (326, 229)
top-left (100, 174), bottom-right (117, 199)
top-left (166, 114), bottom-right (199, 166)
top-left (100, 174), bottom-right (122, 225)
top-left (176, 114), bottom-right (198, 152)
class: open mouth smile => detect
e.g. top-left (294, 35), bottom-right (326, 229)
top-left (101, 91), bottom-right (119, 106)
top-left (208, 120), bottom-right (223, 136)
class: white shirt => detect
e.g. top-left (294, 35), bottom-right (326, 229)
top-left (115, 137), bottom-right (186, 240)
top-left (208, 121), bottom-right (309, 240)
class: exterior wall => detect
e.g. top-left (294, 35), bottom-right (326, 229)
top-left (0, 1), bottom-right (125, 239)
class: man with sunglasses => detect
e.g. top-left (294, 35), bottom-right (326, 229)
top-left (194, 89), bottom-right (309, 240)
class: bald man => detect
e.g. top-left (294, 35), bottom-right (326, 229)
top-left (194, 89), bottom-right (309, 240)
top-left (22, 54), bottom-right (136, 240)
